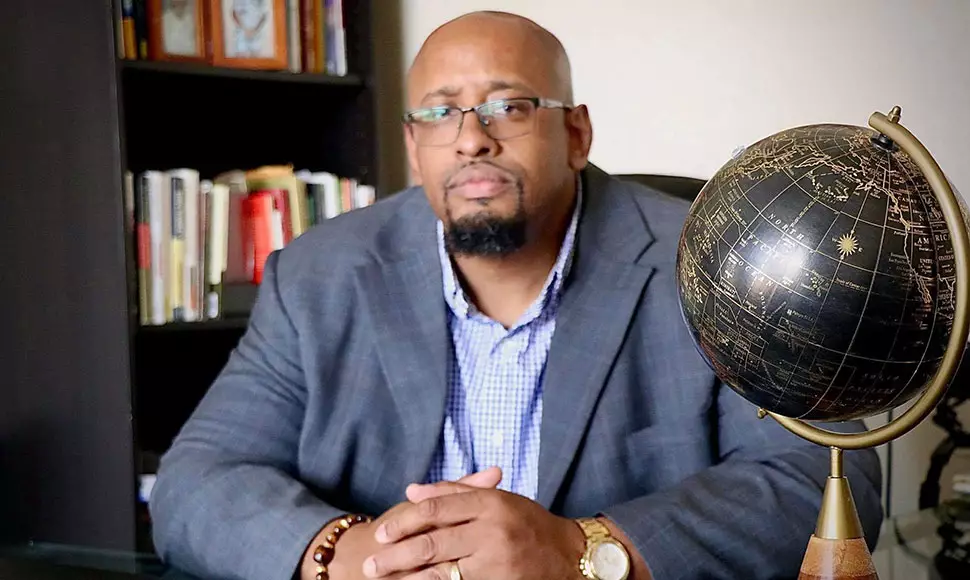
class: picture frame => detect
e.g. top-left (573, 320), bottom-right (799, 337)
top-left (148, 0), bottom-right (208, 62)
top-left (206, 0), bottom-right (288, 70)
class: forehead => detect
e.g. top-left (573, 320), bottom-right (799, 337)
top-left (407, 22), bottom-right (559, 107)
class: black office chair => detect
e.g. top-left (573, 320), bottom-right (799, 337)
top-left (614, 173), bottom-right (708, 203)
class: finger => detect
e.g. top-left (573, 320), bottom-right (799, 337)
top-left (363, 524), bottom-right (478, 579)
top-left (406, 467), bottom-right (502, 504)
top-left (399, 558), bottom-right (471, 580)
top-left (406, 481), bottom-right (478, 504)
top-left (456, 466), bottom-right (502, 489)
top-left (375, 491), bottom-right (489, 545)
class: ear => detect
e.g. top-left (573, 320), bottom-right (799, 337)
top-left (565, 104), bottom-right (593, 172)
top-left (404, 125), bottom-right (424, 185)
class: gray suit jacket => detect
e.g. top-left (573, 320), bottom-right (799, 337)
top-left (149, 166), bottom-right (883, 580)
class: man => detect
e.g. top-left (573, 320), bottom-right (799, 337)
top-left (149, 10), bottom-right (883, 580)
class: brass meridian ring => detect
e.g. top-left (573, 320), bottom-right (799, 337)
top-left (765, 106), bottom-right (970, 450)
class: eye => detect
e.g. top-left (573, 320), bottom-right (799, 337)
top-left (484, 100), bottom-right (531, 119)
top-left (409, 107), bottom-right (454, 123)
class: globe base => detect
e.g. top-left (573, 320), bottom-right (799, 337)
top-left (797, 537), bottom-right (877, 580)
top-left (796, 447), bottom-right (878, 579)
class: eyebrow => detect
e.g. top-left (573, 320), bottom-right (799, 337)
top-left (418, 80), bottom-right (537, 106)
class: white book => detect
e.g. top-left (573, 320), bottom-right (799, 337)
top-left (142, 171), bottom-right (169, 325)
top-left (169, 168), bottom-right (200, 321)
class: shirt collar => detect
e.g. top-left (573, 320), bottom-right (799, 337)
top-left (437, 177), bottom-right (583, 328)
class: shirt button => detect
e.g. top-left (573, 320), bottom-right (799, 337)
top-left (491, 431), bottom-right (505, 447)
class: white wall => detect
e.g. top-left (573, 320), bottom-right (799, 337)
top-left (382, 0), bottom-right (970, 518)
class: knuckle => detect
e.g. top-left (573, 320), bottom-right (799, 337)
top-left (421, 564), bottom-right (449, 580)
top-left (416, 532), bottom-right (438, 562)
top-left (418, 497), bottom-right (440, 519)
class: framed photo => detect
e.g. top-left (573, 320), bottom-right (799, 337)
top-left (207, 0), bottom-right (288, 70)
top-left (148, 0), bottom-right (208, 62)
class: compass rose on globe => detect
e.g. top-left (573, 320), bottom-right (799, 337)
top-left (675, 106), bottom-right (970, 580)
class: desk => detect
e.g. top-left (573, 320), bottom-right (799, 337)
top-left (0, 543), bottom-right (197, 580)
top-left (1, 509), bottom-right (965, 580)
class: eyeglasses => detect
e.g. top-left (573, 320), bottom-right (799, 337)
top-left (402, 97), bottom-right (571, 147)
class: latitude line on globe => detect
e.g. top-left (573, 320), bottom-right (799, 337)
top-left (685, 241), bottom-right (923, 364)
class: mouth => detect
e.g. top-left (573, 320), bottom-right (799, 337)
top-left (450, 179), bottom-right (513, 200)
top-left (446, 166), bottom-right (516, 201)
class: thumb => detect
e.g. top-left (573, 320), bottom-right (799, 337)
top-left (406, 467), bottom-right (503, 503)
top-left (458, 466), bottom-right (502, 489)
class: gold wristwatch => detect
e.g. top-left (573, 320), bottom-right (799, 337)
top-left (576, 518), bottom-right (631, 580)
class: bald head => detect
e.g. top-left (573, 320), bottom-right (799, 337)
top-left (406, 11), bottom-right (574, 109)
top-left (402, 11), bottom-right (593, 261)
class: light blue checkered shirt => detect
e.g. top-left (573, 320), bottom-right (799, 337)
top-left (426, 186), bottom-right (582, 500)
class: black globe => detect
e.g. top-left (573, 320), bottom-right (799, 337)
top-left (676, 123), bottom-right (960, 422)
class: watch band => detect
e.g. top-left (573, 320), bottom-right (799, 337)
top-left (576, 517), bottom-right (611, 580)
top-left (576, 517), bottom-right (612, 543)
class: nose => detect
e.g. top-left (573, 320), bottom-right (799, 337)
top-left (454, 110), bottom-right (496, 159)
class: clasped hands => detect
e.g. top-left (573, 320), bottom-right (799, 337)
top-left (322, 467), bottom-right (587, 580)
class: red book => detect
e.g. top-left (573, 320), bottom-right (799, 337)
top-left (242, 192), bottom-right (274, 284)
top-left (254, 188), bottom-right (292, 244)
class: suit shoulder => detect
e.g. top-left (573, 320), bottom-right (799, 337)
top-left (275, 186), bottom-right (426, 272)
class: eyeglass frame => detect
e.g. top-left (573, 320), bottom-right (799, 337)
top-left (401, 97), bottom-right (572, 146)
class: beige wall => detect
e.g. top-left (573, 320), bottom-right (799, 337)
top-left (376, 0), bottom-right (970, 518)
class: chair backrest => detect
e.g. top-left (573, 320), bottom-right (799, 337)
top-left (615, 173), bottom-right (708, 203)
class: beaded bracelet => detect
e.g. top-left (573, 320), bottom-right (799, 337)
top-left (312, 513), bottom-right (372, 580)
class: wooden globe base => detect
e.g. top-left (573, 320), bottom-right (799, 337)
top-left (797, 536), bottom-right (878, 580)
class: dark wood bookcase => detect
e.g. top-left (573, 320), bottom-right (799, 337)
top-left (0, 0), bottom-right (387, 555)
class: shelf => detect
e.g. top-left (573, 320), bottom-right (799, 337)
top-left (119, 59), bottom-right (366, 87)
top-left (137, 318), bottom-right (250, 333)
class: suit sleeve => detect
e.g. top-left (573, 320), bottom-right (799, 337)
top-left (599, 379), bottom-right (884, 580)
top-left (149, 251), bottom-right (341, 580)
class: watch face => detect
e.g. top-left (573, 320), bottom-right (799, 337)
top-left (591, 540), bottom-right (630, 580)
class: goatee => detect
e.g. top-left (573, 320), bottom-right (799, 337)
top-left (444, 211), bottom-right (527, 256)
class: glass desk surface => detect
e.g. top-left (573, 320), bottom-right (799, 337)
top-left (1, 508), bottom-right (966, 579)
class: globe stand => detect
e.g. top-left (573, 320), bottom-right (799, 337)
top-left (755, 106), bottom-right (970, 580)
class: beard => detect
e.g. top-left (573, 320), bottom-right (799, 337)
top-left (443, 207), bottom-right (527, 257)
top-left (441, 163), bottom-right (528, 257)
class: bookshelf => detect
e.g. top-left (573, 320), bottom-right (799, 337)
top-left (0, 0), bottom-right (384, 555)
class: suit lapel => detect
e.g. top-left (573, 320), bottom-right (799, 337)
top-left (536, 167), bottom-right (660, 508)
top-left (355, 191), bottom-right (451, 487)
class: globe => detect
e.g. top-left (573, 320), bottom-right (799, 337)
top-left (676, 120), bottom-right (964, 422)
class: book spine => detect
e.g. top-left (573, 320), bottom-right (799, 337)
top-left (147, 172), bottom-right (166, 325)
top-left (136, 175), bottom-right (152, 325)
top-left (169, 176), bottom-right (185, 322)
top-left (134, 0), bottom-right (148, 60)
top-left (286, 0), bottom-right (302, 73)
top-left (301, 0), bottom-right (316, 73)
top-left (121, 0), bottom-right (137, 59)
